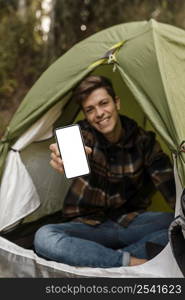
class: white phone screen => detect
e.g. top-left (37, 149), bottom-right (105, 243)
top-left (55, 124), bottom-right (90, 179)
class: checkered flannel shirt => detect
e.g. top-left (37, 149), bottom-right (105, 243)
top-left (62, 115), bottom-right (176, 227)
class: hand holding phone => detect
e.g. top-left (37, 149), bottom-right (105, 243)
top-left (49, 143), bottom-right (92, 175)
top-left (49, 143), bottom-right (65, 174)
top-left (54, 124), bottom-right (91, 179)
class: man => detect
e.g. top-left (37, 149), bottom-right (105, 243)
top-left (34, 75), bottom-right (175, 267)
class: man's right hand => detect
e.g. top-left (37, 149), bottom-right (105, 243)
top-left (49, 143), bottom-right (64, 174)
top-left (49, 143), bottom-right (92, 174)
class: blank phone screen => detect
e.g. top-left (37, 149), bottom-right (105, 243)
top-left (55, 125), bottom-right (90, 179)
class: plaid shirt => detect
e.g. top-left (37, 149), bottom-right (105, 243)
top-left (62, 115), bottom-right (176, 226)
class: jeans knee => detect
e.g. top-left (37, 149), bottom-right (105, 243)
top-left (34, 225), bottom-right (76, 264)
top-left (34, 224), bottom-right (72, 259)
top-left (161, 212), bottom-right (174, 224)
top-left (34, 224), bottom-right (55, 253)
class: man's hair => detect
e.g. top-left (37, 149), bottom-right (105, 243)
top-left (72, 75), bottom-right (116, 106)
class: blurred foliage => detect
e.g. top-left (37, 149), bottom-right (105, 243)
top-left (0, 0), bottom-right (45, 103)
top-left (47, 0), bottom-right (185, 60)
top-left (0, 0), bottom-right (185, 137)
top-left (0, 0), bottom-right (45, 136)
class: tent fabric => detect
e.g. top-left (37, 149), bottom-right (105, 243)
top-left (0, 237), bottom-right (182, 278)
top-left (0, 151), bottom-right (40, 232)
top-left (0, 101), bottom-right (69, 231)
top-left (0, 19), bottom-right (185, 277)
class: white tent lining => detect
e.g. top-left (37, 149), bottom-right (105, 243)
top-left (0, 236), bottom-right (182, 278)
top-left (0, 100), bottom-right (67, 232)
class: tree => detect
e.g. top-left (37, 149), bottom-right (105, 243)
top-left (0, 0), bottom-right (45, 136)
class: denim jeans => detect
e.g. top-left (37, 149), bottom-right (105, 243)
top-left (34, 211), bottom-right (174, 268)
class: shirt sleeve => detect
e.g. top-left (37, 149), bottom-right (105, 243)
top-left (142, 130), bottom-right (176, 210)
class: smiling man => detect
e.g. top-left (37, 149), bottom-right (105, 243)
top-left (34, 75), bottom-right (176, 268)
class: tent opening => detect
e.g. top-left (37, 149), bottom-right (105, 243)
top-left (1, 65), bottom-right (174, 260)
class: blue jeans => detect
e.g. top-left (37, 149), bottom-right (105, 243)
top-left (34, 212), bottom-right (174, 268)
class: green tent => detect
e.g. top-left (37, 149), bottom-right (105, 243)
top-left (0, 19), bottom-right (184, 277)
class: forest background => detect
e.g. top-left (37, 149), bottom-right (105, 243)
top-left (0, 0), bottom-right (185, 138)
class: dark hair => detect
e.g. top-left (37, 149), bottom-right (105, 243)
top-left (72, 75), bottom-right (116, 106)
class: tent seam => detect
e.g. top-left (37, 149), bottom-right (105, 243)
top-left (151, 21), bottom-right (179, 149)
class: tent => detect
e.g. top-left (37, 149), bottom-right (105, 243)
top-left (0, 19), bottom-right (185, 277)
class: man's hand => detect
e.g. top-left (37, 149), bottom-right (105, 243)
top-left (49, 143), bottom-right (64, 174)
top-left (49, 143), bottom-right (92, 174)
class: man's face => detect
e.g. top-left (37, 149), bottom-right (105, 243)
top-left (82, 88), bottom-right (121, 140)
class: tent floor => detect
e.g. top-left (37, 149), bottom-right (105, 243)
top-left (0, 211), bottom-right (68, 250)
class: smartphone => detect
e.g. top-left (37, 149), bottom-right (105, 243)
top-left (55, 124), bottom-right (90, 179)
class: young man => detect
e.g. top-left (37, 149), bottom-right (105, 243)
top-left (34, 76), bottom-right (176, 268)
